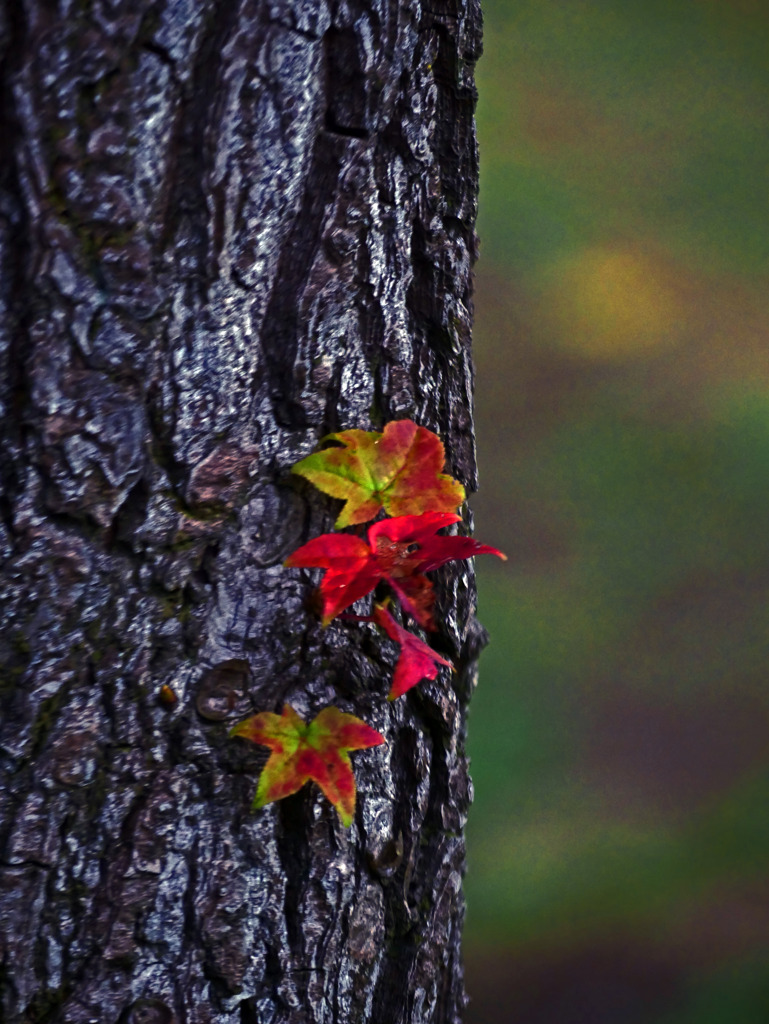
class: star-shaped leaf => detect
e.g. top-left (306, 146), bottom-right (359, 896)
top-left (285, 512), bottom-right (506, 629)
top-left (291, 419), bottom-right (466, 528)
top-left (372, 604), bottom-right (453, 699)
top-left (230, 705), bottom-right (385, 826)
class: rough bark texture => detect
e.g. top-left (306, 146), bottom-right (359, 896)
top-left (0, 1), bottom-right (484, 1021)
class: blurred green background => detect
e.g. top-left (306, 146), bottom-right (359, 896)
top-left (464, 2), bottom-right (769, 1021)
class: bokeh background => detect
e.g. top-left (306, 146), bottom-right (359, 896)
top-left (464, 2), bottom-right (769, 1021)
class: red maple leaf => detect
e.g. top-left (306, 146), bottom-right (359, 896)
top-left (285, 512), bottom-right (506, 629)
top-left (291, 419), bottom-right (466, 528)
top-left (230, 705), bottom-right (385, 827)
top-left (371, 604), bottom-right (453, 699)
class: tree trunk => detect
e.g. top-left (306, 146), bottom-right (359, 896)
top-left (0, 0), bottom-right (483, 1021)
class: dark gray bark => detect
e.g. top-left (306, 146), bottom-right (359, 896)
top-left (0, 1), bottom-right (484, 1021)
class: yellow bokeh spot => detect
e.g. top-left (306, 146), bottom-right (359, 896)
top-left (543, 245), bottom-right (684, 359)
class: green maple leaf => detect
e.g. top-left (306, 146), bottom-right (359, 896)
top-left (230, 705), bottom-right (385, 826)
top-left (291, 419), bottom-right (466, 528)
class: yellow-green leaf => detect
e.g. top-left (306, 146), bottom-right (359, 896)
top-left (291, 419), bottom-right (466, 528)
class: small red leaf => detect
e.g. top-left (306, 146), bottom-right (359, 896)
top-left (285, 512), bottom-right (506, 629)
top-left (372, 604), bottom-right (453, 699)
top-left (291, 420), bottom-right (466, 527)
top-left (230, 704), bottom-right (385, 826)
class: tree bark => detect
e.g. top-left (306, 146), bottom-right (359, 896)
top-left (0, 1), bottom-right (483, 1021)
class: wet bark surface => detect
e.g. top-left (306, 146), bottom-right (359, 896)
top-left (0, 0), bottom-right (483, 1021)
